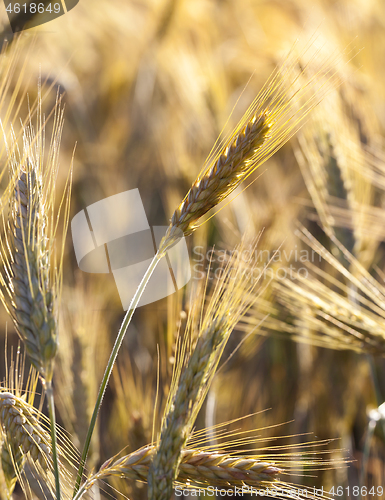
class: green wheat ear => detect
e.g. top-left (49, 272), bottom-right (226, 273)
top-left (0, 91), bottom-right (71, 383)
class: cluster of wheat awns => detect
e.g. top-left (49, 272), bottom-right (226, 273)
top-left (0, 39), bottom-right (345, 500)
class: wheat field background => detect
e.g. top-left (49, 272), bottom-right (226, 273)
top-left (0, 0), bottom-right (385, 499)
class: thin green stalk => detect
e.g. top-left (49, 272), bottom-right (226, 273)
top-left (73, 252), bottom-right (162, 496)
top-left (46, 380), bottom-right (61, 500)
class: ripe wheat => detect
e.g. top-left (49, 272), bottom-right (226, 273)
top-left (85, 445), bottom-right (281, 491)
top-left (0, 392), bottom-right (51, 471)
top-left (0, 94), bottom-right (70, 383)
top-left (159, 43), bottom-right (341, 253)
top-left (148, 241), bottom-right (264, 500)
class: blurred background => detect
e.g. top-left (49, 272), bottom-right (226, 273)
top-left (1, 0), bottom-right (385, 498)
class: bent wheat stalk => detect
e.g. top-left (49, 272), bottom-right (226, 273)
top-left (74, 445), bottom-right (281, 500)
top-left (74, 430), bottom-right (342, 500)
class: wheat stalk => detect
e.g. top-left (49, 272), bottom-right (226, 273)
top-left (148, 241), bottom-right (263, 500)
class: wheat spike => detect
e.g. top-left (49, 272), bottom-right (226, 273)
top-left (8, 166), bottom-right (57, 381)
top-left (0, 342), bottom-right (42, 499)
top-left (158, 43), bottom-right (342, 253)
top-left (148, 241), bottom-right (262, 500)
top-left (160, 112), bottom-right (272, 248)
top-left (84, 445), bottom-right (281, 491)
top-left (148, 317), bottom-right (232, 500)
top-left (1, 440), bottom-right (25, 498)
top-left (81, 439), bottom-right (340, 500)
top-left (0, 392), bottom-right (51, 471)
top-left (244, 224), bottom-right (385, 354)
top-left (0, 387), bottom-right (81, 500)
top-left (0, 90), bottom-right (70, 383)
top-left (0, 343), bottom-right (82, 500)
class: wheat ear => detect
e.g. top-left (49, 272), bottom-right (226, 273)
top-left (0, 392), bottom-right (52, 472)
top-left (258, 224), bottom-right (385, 354)
top-left (0, 90), bottom-right (71, 500)
top-left (0, 388), bottom-right (82, 500)
top-left (0, 342), bottom-right (41, 499)
top-left (148, 317), bottom-right (232, 500)
top-left (148, 242), bottom-right (260, 500)
top-left (0, 92), bottom-right (69, 384)
top-left (159, 44), bottom-right (341, 253)
top-left (8, 166), bottom-right (58, 382)
top-left (160, 112), bottom-right (272, 250)
top-left (1, 440), bottom-right (25, 498)
top-left (78, 445), bottom-right (281, 495)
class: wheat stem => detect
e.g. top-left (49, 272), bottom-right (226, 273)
top-left (46, 381), bottom-right (60, 500)
top-left (73, 252), bottom-right (162, 496)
